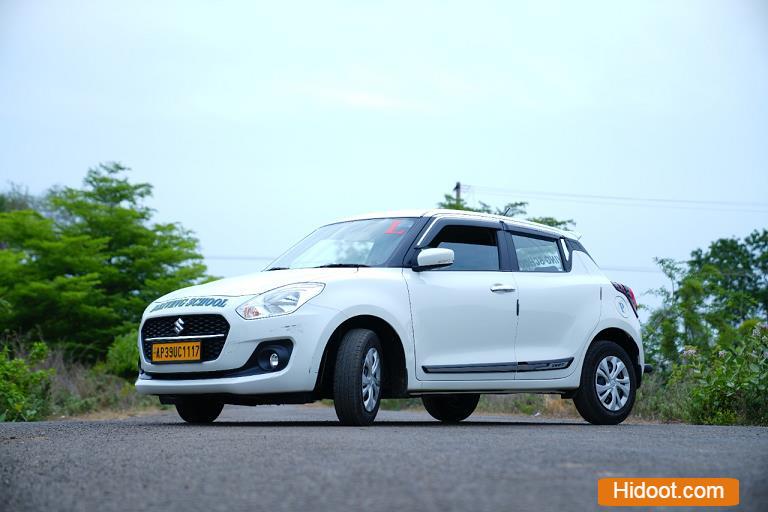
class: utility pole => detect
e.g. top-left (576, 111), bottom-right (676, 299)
top-left (453, 181), bottom-right (461, 204)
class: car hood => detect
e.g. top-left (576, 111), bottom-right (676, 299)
top-left (152, 268), bottom-right (361, 303)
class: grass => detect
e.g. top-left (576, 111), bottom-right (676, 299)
top-left (630, 372), bottom-right (690, 423)
top-left (379, 394), bottom-right (581, 417)
top-left (46, 350), bottom-right (163, 419)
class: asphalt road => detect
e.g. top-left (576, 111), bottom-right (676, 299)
top-left (1, 405), bottom-right (766, 512)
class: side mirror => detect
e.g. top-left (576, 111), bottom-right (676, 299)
top-left (413, 248), bottom-right (454, 272)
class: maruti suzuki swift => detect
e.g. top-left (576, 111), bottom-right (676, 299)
top-left (136, 209), bottom-right (648, 426)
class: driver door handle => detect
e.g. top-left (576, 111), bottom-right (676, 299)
top-left (490, 284), bottom-right (516, 293)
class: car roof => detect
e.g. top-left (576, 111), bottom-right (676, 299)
top-left (335, 209), bottom-right (579, 240)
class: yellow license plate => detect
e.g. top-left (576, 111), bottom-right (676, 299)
top-left (152, 341), bottom-right (201, 363)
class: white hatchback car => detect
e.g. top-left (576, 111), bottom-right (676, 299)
top-left (136, 209), bottom-right (648, 426)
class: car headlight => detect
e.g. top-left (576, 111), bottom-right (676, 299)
top-left (236, 283), bottom-right (325, 320)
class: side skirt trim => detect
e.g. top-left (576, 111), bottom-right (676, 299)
top-left (422, 357), bottom-right (574, 374)
top-left (159, 392), bottom-right (315, 406)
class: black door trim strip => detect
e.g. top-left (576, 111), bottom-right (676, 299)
top-left (422, 357), bottom-right (573, 374)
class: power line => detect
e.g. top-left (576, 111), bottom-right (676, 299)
top-left (464, 184), bottom-right (768, 213)
top-left (469, 185), bottom-right (768, 207)
top-left (601, 266), bottom-right (665, 274)
top-left (205, 255), bottom-right (275, 261)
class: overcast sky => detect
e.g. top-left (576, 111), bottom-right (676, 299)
top-left (1, 0), bottom-right (767, 313)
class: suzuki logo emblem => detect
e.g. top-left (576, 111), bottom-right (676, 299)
top-left (173, 318), bottom-right (185, 334)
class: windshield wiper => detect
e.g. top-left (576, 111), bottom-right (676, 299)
top-left (312, 263), bottom-right (370, 268)
top-left (266, 266), bottom-right (289, 271)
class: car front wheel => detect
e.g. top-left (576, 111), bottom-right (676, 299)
top-left (333, 328), bottom-right (383, 426)
top-left (573, 340), bottom-right (637, 425)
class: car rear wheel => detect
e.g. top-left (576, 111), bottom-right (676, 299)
top-left (175, 398), bottom-right (223, 424)
top-left (573, 340), bottom-right (636, 425)
top-left (422, 394), bottom-right (480, 423)
top-left (333, 328), bottom-right (383, 426)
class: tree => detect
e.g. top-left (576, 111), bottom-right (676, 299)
top-left (642, 229), bottom-right (768, 369)
top-left (689, 230), bottom-right (768, 323)
top-left (0, 184), bottom-right (37, 213)
top-left (437, 193), bottom-right (574, 230)
top-left (0, 163), bottom-right (208, 359)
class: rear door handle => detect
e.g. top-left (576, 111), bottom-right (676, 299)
top-left (490, 284), bottom-right (516, 293)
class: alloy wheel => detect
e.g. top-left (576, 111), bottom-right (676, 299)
top-left (361, 347), bottom-right (381, 412)
top-left (595, 355), bottom-right (630, 411)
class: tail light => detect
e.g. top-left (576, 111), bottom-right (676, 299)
top-left (611, 281), bottom-right (639, 317)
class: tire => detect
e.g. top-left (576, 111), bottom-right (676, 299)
top-left (573, 340), bottom-right (637, 425)
top-left (175, 398), bottom-right (224, 424)
top-left (333, 329), bottom-right (383, 426)
top-left (422, 394), bottom-right (480, 423)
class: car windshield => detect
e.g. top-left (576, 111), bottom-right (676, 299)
top-left (266, 217), bottom-right (418, 270)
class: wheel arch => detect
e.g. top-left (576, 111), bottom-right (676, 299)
top-left (589, 327), bottom-right (644, 388)
top-left (314, 315), bottom-right (408, 399)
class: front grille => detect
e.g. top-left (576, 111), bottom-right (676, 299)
top-left (141, 314), bottom-right (230, 362)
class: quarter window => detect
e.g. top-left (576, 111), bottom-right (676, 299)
top-left (511, 234), bottom-right (564, 272)
top-left (428, 225), bottom-right (500, 271)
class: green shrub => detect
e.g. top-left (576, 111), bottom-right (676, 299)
top-left (104, 330), bottom-right (139, 379)
top-left (679, 325), bottom-right (768, 425)
top-left (635, 325), bottom-right (768, 426)
top-left (0, 342), bottom-right (54, 421)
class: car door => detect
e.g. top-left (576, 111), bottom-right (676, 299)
top-left (505, 230), bottom-right (601, 380)
top-left (404, 219), bottom-right (519, 381)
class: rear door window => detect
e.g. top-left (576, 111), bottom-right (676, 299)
top-left (511, 234), bottom-right (564, 272)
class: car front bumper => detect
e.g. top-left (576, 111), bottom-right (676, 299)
top-left (135, 302), bottom-right (342, 396)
